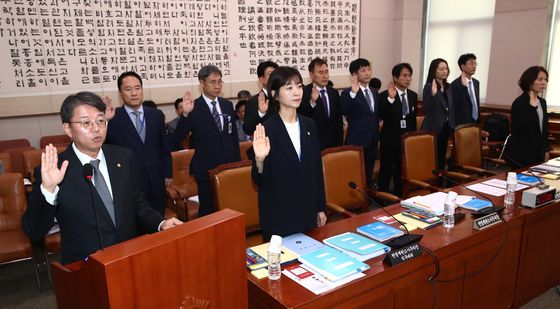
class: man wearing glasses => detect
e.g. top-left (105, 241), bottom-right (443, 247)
top-left (103, 71), bottom-right (172, 216)
top-left (175, 65), bottom-right (240, 217)
top-left (22, 92), bottom-right (182, 264)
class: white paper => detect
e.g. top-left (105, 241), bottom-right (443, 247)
top-left (466, 183), bottom-right (506, 196)
top-left (282, 264), bottom-right (365, 295)
top-left (482, 179), bottom-right (528, 191)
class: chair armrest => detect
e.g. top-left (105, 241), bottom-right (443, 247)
top-left (447, 171), bottom-right (476, 182)
top-left (166, 185), bottom-right (181, 201)
top-left (403, 178), bottom-right (436, 190)
top-left (458, 165), bottom-right (498, 176)
top-left (364, 188), bottom-right (400, 203)
top-left (483, 157), bottom-right (508, 166)
top-left (549, 150), bottom-right (560, 159)
top-left (326, 202), bottom-right (355, 218)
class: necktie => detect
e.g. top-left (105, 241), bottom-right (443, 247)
top-left (90, 159), bottom-right (116, 225)
top-left (364, 89), bottom-right (374, 113)
top-left (320, 89), bottom-right (329, 118)
top-left (401, 92), bottom-right (409, 116)
top-left (211, 101), bottom-right (222, 131)
top-left (131, 110), bottom-right (145, 142)
top-left (468, 80), bottom-right (478, 121)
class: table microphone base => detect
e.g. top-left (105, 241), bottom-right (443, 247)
top-left (471, 206), bottom-right (505, 218)
top-left (386, 234), bottom-right (423, 249)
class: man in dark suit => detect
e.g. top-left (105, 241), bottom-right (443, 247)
top-left (341, 58), bottom-right (379, 187)
top-left (175, 65), bottom-right (240, 216)
top-left (103, 72), bottom-right (172, 216)
top-left (243, 61), bottom-right (279, 136)
top-left (22, 92), bottom-right (181, 264)
top-left (451, 53), bottom-right (480, 126)
top-left (297, 58), bottom-right (343, 150)
top-left (378, 63), bottom-right (418, 196)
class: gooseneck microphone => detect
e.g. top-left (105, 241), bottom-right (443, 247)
top-left (348, 181), bottom-right (423, 248)
top-left (431, 169), bottom-right (504, 217)
top-left (83, 163), bottom-right (104, 250)
top-left (499, 152), bottom-right (549, 190)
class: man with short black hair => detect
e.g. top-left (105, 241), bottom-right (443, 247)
top-left (103, 71), bottom-right (172, 216)
top-left (175, 65), bottom-right (240, 216)
top-left (243, 61), bottom-right (279, 136)
top-left (341, 58), bottom-right (379, 187)
top-left (378, 63), bottom-right (418, 195)
top-left (451, 53), bottom-right (480, 126)
top-left (22, 91), bottom-right (181, 264)
top-left (298, 57), bottom-right (343, 150)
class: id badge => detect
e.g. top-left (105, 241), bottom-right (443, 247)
top-left (228, 121), bottom-right (232, 134)
top-left (400, 120), bottom-right (407, 129)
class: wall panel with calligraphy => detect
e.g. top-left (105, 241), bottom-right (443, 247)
top-left (0, 0), bottom-right (360, 117)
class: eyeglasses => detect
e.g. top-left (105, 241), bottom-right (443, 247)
top-left (206, 80), bottom-right (223, 86)
top-left (69, 119), bottom-right (108, 130)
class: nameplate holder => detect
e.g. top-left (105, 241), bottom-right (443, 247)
top-left (383, 242), bottom-right (422, 266)
top-left (472, 212), bottom-right (501, 230)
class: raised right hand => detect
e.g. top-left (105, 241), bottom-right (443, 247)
top-left (387, 81), bottom-right (397, 99)
top-left (311, 86), bottom-right (320, 102)
top-left (431, 79), bottom-right (438, 96)
top-left (252, 124), bottom-right (270, 172)
top-left (181, 91), bottom-right (195, 117)
top-left (41, 144), bottom-right (68, 193)
top-left (350, 74), bottom-right (360, 93)
top-left (102, 96), bottom-right (116, 120)
top-left (257, 91), bottom-right (269, 113)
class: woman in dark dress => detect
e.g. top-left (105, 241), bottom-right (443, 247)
top-left (420, 58), bottom-right (454, 170)
top-left (506, 66), bottom-right (549, 167)
top-left (252, 67), bottom-right (327, 241)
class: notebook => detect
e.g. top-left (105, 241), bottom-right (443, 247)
top-left (323, 232), bottom-right (390, 261)
top-left (356, 221), bottom-right (404, 242)
top-left (298, 246), bottom-right (370, 281)
top-left (282, 233), bottom-right (326, 256)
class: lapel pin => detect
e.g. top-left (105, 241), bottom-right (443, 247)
top-left (117, 163), bottom-right (121, 168)
top-left (307, 131), bottom-right (310, 135)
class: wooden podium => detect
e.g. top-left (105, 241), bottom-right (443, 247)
top-left (52, 209), bottom-right (247, 309)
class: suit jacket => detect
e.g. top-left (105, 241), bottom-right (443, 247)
top-left (506, 92), bottom-right (549, 167)
top-left (252, 113), bottom-right (326, 240)
top-left (297, 84), bottom-right (343, 149)
top-left (420, 82), bottom-right (455, 135)
top-left (243, 90), bottom-right (276, 135)
top-left (175, 96), bottom-right (240, 181)
top-left (450, 77), bottom-right (480, 126)
top-left (341, 87), bottom-right (380, 148)
top-left (105, 106), bottom-right (172, 200)
top-left (22, 145), bottom-right (163, 264)
top-left (378, 89), bottom-right (418, 148)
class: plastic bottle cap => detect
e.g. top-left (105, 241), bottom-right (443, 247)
top-left (447, 191), bottom-right (458, 200)
top-left (507, 172), bottom-right (517, 183)
top-left (268, 235), bottom-right (282, 254)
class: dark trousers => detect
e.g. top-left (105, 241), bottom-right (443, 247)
top-left (378, 143), bottom-right (403, 196)
top-left (364, 145), bottom-right (376, 188)
top-left (195, 177), bottom-right (214, 217)
top-left (436, 123), bottom-right (450, 170)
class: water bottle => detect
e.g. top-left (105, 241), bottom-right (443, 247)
top-left (267, 235), bottom-right (282, 280)
top-left (443, 191), bottom-right (458, 229)
top-left (504, 172), bottom-right (517, 206)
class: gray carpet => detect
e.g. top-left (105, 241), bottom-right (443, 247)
top-left (1, 256), bottom-right (559, 308)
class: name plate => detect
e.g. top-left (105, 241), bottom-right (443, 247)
top-left (383, 243), bottom-right (422, 266)
top-left (473, 212), bottom-right (501, 230)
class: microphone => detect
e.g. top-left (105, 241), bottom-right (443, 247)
top-left (432, 169), bottom-right (504, 217)
top-left (348, 181), bottom-right (423, 248)
top-left (83, 163), bottom-right (104, 250)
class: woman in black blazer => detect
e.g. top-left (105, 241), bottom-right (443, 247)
top-left (421, 58), bottom-right (454, 170)
top-left (506, 66), bottom-right (549, 167)
top-left (252, 67), bottom-right (327, 241)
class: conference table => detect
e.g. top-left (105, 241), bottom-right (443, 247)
top-left (247, 174), bottom-right (560, 308)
